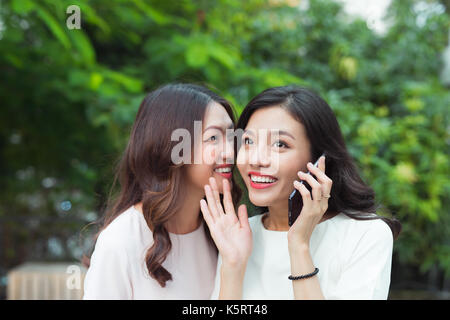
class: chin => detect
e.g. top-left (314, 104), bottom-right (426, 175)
top-left (247, 180), bottom-right (290, 208)
top-left (248, 192), bottom-right (275, 208)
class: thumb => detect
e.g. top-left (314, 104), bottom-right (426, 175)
top-left (237, 204), bottom-right (250, 229)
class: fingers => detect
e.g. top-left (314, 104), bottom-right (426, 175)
top-left (222, 179), bottom-right (236, 216)
top-left (317, 155), bottom-right (326, 173)
top-left (293, 180), bottom-right (312, 208)
top-left (204, 184), bottom-right (221, 220)
top-left (209, 177), bottom-right (225, 215)
top-left (237, 204), bottom-right (250, 230)
top-left (222, 179), bottom-right (238, 224)
top-left (203, 177), bottom-right (240, 227)
top-left (297, 171), bottom-right (322, 202)
top-left (306, 156), bottom-right (333, 193)
top-left (306, 158), bottom-right (327, 183)
top-left (200, 199), bottom-right (215, 225)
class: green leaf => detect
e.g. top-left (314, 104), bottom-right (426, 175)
top-left (209, 46), bottom-right (237, 69)
top-left (185, 43), bottom-right (209, 68)
top-left (68, 30), bottom-right (96, 65)
top-left (36, 7), bottom-right (71, 49)
top-left (131, 0), bottom-right (172, 25)
top-left (89, 72), bottom-right (103, 90)
top-left (103, 69), bottom-right (143, 93)
top-left (77, 3), bottom-right (111, 34)
top-left (11, 0), bottom-right (34, 14)
top-left (4, 54), bottom-right (24, 68)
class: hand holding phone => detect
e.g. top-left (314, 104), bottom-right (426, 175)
top-left (288, 153), bottom-right (325, 227)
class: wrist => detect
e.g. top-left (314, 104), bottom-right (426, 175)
top-left (287, 229), bottom-right (310, 246)
top-left (219, 264), bottom-right (245, 300)
top-left (288, 240), bottom-right (310, 255)
top-left (221, 259), bottom-right (247, 275)
top-left (221, 263), bottom-right (246, 282)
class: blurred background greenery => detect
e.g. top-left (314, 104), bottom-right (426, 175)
top-left (0, 0), bottom-right (449, 299)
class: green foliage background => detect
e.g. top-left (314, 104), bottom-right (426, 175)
top-left (0, 0), bottom-right (449, 295)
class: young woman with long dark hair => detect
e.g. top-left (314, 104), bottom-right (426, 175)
top-left (83, 83), bottom-right (241, 299)
top-left (200, 86), bottom-right (401, 299)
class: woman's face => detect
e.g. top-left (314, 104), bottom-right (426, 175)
top-left (237, 106), bottom-right (311, 207)
top-left (185, 101), bottom-right (234, 193)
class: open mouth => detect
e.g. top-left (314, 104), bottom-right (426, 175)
top-left (248, 172), bottom-right (278, 189)
top-left (214, 165), bottom-right (232, 179)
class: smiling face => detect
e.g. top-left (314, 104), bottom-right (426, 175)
top-left (185, 101), bottom-right (234, 193)
top-left (237, 106), bottom-right (311, 207)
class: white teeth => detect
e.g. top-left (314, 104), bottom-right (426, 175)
top-left (250, 175), bottom-right (277, 183)
top-left (214, 167), bottom-right (231, 173)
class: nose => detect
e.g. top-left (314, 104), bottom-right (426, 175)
top-left (218, 135), bottom-right (235, 164)
top-left (249, 142), bottom-right (270, 168)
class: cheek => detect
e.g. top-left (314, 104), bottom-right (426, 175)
top-left (236, 150), bottom-right (246, 178)
top-left (201, 144), bottom-right (216, 165)
top-left (274, 154), bottom-right (303, 192)
top-left (185, 164), bottom-right (213, 189)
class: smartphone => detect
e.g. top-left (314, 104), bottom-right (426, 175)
top-left (288, 153), bottom-right (325, 227)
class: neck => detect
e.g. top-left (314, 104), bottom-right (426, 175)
top-left (135, 188), bottom-right (204, 235)
top-left (166, 188), bottom-right (204, 234)
top-left (264, 201), bottom-right (290, 231)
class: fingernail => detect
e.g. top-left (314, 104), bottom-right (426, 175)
top-left (293, 180), bottom-right (300, 186)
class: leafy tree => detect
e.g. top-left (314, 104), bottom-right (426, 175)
top-left (0, 0), bottom-right (448, 297)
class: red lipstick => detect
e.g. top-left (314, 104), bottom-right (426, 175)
top-left (248, 171), bottom-right (278, 189)
top-left (214, 164), bottom-right (233, 179)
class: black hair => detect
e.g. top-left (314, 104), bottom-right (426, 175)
top-left (237, 85), bottom-right (401, 239)
top-left (83, 83), bottom-right (241, 287)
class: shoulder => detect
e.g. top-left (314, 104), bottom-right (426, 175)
top-left (329, 213), bottom-right (393, 248)
top-left (96, 206), bottom-right (150, 252)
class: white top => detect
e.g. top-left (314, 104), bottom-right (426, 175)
top-left (83, 206), bottom-right (217, 299)
top-left (211, 213), bottom-right (393, 300)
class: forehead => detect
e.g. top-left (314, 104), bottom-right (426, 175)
top-left (203, 101), bottom-right (233, 127)
top-left (246, 106), bottom-right (306, 137)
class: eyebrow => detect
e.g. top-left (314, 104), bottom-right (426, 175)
top-left (244, 129), bottom-right (295, 140)
top-left (277, 130), bottom-right (295, 140)
top-left (203, 123), bottom-right (234, 132)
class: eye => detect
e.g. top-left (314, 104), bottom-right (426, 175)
top-left (243, 137), bottom-right (253, 145)
top-left (206, 135), bottom-right (217, 142)
top-left (273, 140), bottom-right (288, 148)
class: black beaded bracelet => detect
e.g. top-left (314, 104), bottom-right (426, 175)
top-left (288, 267), bottom-right (319, 280)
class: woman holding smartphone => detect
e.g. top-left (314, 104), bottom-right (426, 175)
top-left (200, 86), bottom-right (401, 299)
top-left (83, 83), bottom-right (241, 299)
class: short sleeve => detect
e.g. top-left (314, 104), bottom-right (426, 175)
top-left (328, 220), bottom-right (394, 300)
top-left (83, 232), bottom-right (133, 300)
top-left (209, 253), bottom-right (222, 300)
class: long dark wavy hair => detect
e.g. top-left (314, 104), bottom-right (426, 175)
top-left (83, 83), bottom-right (241, 287)
top-left (236, 86), bottom-right (401, 239)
